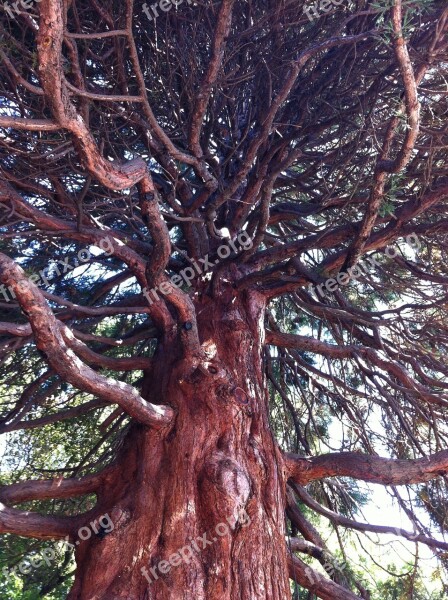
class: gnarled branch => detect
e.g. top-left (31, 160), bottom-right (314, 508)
top-left (0, 253), bottom-right (173, 429)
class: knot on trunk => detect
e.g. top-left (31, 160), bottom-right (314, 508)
top-left (196, 360), bottom-right (229, 383)
top-left (201, 452), bottom-right (251, 529)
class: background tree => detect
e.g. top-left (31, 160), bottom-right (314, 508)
top-left (0, 0), bottom-right (447, 598)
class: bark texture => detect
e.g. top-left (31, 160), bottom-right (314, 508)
top-left (67, 290), bottom-right (289, 600)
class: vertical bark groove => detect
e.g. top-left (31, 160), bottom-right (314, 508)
top-left (67, 291), bottom-right (289, 600)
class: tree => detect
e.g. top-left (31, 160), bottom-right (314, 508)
top-left (0, 0), bottom-right (447, 598)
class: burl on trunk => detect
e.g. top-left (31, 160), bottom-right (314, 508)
top-left (67, 291), bottom-right (290, 600)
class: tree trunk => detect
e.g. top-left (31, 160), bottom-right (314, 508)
top-left (67, 290), bottom-right (290, 600)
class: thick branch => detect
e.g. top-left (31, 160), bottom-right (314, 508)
top-left (60, 325), bottom-right (152, 371)
top-left (0, 116), bottom-right (60, 131)
top-left (0, 254), bottom-right (173, 428)
top-left (0, 503), bottom-right (76, 540)
top-left (0, 469), bottom-right (114, 505)
top-left (37, 0), bottom-right (146, 190)
top-left (287, 537), bottom-right (325, 559)
top-left (342, 0), bottom-right (422, 269)
top-left (285, 450), bottom-right (448, 486)
top-left (188, 0), bottom-right (236, 156)
top-left (288, 554), bottom-right (361, 600)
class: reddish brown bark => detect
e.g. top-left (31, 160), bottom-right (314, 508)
top-left (1, 2), bottom-right (447, 598)
top-left (285, 450), bottom-right (448, 486)
top-left (67, 290), bottom-right (290, 600)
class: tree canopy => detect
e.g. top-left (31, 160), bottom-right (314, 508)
top-left (0, 0), bottom-right (448, 598)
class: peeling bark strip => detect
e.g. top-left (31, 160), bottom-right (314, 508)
top-left (0, 254), bottom-right (173, 428)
